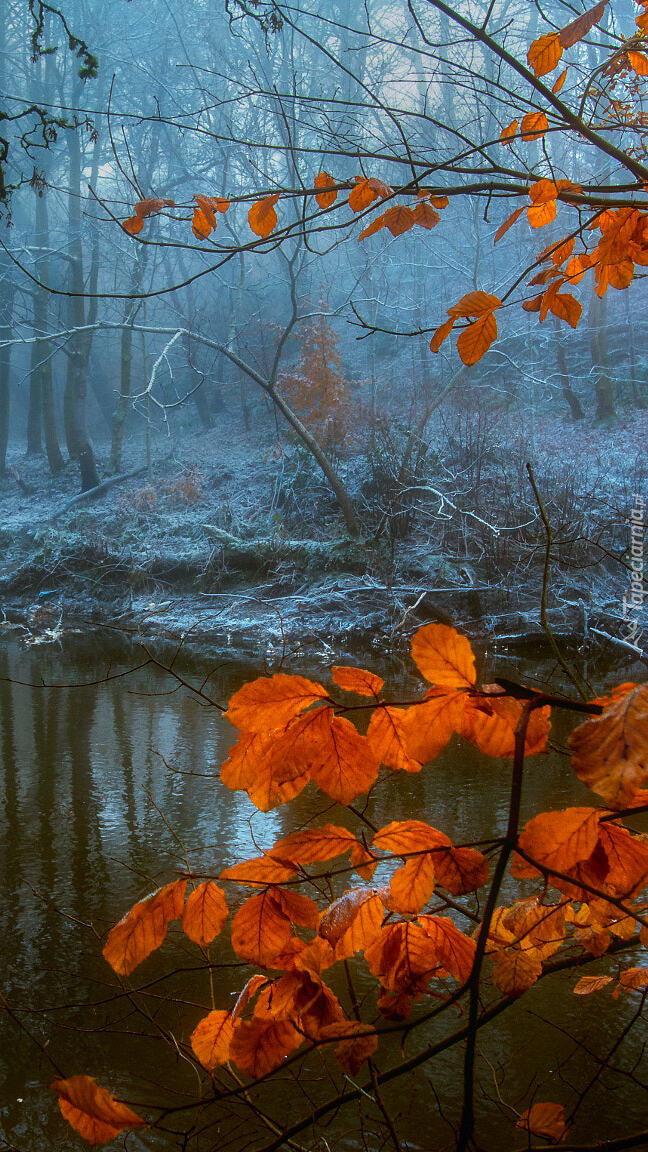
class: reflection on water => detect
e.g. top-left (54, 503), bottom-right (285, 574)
top-left (0, 633), bottom-right (646, 1150)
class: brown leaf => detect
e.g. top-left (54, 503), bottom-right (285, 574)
top-left (573, 974), bottom-right (613, 995)
top-left (51, 1076), bottom-right (144, 1146)
top-left (182, 881), bottom-right (228, 946)
top-left (517, 1101), bottom-right (569, 1141)
top-left (102, 880), bottom-right (186, 976)
top-left (319, 888), bottom-right (384, 956)
top-left (230, 1017), bottom-right (303, 1077)
top-left (559, 0), bottom-right (608, 48)
top-left (494, 205), bottom-right (525, 243)
top-left (412, 201), bottom-right (440, 229)
top-left (492, 948), bottom-right (543, 996)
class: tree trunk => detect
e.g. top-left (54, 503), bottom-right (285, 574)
top-left (64, 94), bottom-right (100, 490)
top-left (30, 189), bottom-right (64, 472)
top-left (0, 261), bottom-right (14, 475)
top-left (589, 287), bottom-right (617, 425)
top-left (552, 315), bottom-right (584, 420)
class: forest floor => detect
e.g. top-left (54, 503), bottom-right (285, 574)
top-left (0, 406), bottom-right (646, 670)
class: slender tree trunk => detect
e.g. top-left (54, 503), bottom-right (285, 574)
top-left (30, 190), bottom-right (64, 472)
top-left (588, 288), bottom-right (616, 425)
top-left (64, 97), bottom-right (100, 490)
top-left (552, 315), bottom-right (584, 420)
top-left (0, 261), bottom-right (14, 476)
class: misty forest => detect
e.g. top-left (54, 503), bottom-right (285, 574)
top-left (1, 2), bottom-right (648, 1151)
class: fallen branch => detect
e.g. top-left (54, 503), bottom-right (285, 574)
top-left (49, 465), bottom-right (147, 521)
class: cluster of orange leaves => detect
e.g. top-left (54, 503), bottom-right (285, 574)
top-left (278, 312), bottom-right (351, 445)
top-left (118, 1), bottom-right (648, 373)
top-left (49, 623), bottom-right (648, 1146)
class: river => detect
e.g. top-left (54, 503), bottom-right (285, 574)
top-left (0, 630), bottom-right (646, 1150)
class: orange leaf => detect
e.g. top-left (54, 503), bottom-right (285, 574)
top-left (559, 0), bottom-right (608, 48)
top-left (617, 966), bottom-right (648, 992)
top-left (520, 112), bottom-right (549, 141)
top-left (273, 886), bottom-right (321, 929)
top-left (230, 889), bottom-right (294, 966)
top-left (430, 315), bottom-right (456, 353)
top-left (411, 622), bottom-right (476, 687)
top-left (553, 67), bottom-right (568, 93)
top-left (516, 807), bottom-right (601, 876)
top-left (399, 688), bottom-right (466, 763)
top-left (191, 1009), bottom-right (235, 1069)
top-left (500, 119), bottom-right (518, 143)
top-left (306, 708), bottom-right (381, 803)
top-left (528, 33), bottom-right (563, 77)
top-left (314, 172), bottom-right (337, 208)
top-left (319, 888), bottom-right (384, 955)
top-left (569, 684), bottom-right (648, 808)
top-left (447, 290), bottom-right (501, 318)
top-left (412, 201), bottom-right (441, 229)
top-left (122, 216), bottom-right (144, 235)
top-left (220, 855), bottom-right (297, 886)
top-left (365, 920), bottom-right (445, 993)
top-left (434, 846), bottom-right (490, 895)
top-left (348, 178), bottom-right (379, 212)
top-left (102, 879), bottom-right (186, 976)
top-left (528, 199), bottom-right (557, 229)
top-left (358, 212), bottom-right (387, 240)
top-left (248, 194), bottom-right (280, 237)
top-left (232, 974), bottom-right (270, 1020)
top-left (350, 840), bottom-right (378, 881)
top-left (332, 666), bottom-right (384, 696)
top-left (226, 673), bottom-right (329, 732)
top-left (192, 206), bottom-right (214, 239)
top-left (230, 1018), bottom-right (303, 1077)
top-left (494, 205), bottom-right (525, 243)
top-left (456, 313), bottom-right (498, 365)
top-left (428, 194), bottom-right (449, 208)
top-left (573, 974), bottom-right (613, 994)
top-left (388, 855), bottom-right (437, 914)
top-left (182, 881), bottom-right (228, 946)
top-left (367, 706), bottom-right (422, 773)
top-left (373, 819), bottom-right (452, 855)
top-left (270, 824), bottom-right (356, 865)
top-left (550, 291), bottom-right (582, 327)
top-left (51, 1076), bottom-right (144, 1146)
top-left (517, 1102), bottom-right (569, 1141)
top-left (418, 914), bottom-right (476, 982)
top-left (459, 696), bottom-right (551, 758)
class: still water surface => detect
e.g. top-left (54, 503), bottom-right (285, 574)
top-left (0, 633), bottom-right (646, 1150)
